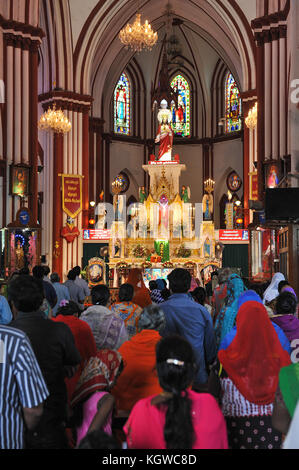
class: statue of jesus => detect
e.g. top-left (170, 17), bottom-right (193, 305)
top-left (155, 101), bottom-right (173, 162)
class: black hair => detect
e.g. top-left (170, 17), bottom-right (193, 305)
top-left (167, 269), bottom-right (191, 294)
top-left (43, 266), bottom-right (50, 276)
top-left (67, 269), bottom-right (77, 281)
top-left (161, 288), bottom-right (171, 301)
top-left (248, 283), bottom-right (264, 299)
top-left (155, 335), bottom-right (196, 450)
top-left (118, 283), bottom-right (134, 302)
top-left (76, 430), bottom-right (120, 450)
top-left (191, 287), bottom-right (206, 306)
top-left (149, 280), bottom-right (158, 291)
top-left (275, 292), bottom-right (297, 315)
top-left (72, 266), bottom-right (81, 277)
top-left (50, 272), bottom-right (60, 283)
top-left (278, 280), bottom-right (290, 294)
top-left (18, 267), bottom-right (30, 275)
top-left (91, 284), bottom-right (110, 306)
top-left (56, 300), bottom-right (80, 317)
top-left (8, 275), bottom-right (44, 312)
top-left (32, 265), bottom-right (45, 280)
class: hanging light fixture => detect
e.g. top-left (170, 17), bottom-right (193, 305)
top-left (119, 11), bottom-right (158, 53)
top-left (38, 103), bottom-right (72, 134)
top-left (245, 102), bottom-right (258, 130)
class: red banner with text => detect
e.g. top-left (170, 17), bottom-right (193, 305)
top-left (62, 174), bottom-right (83, 219)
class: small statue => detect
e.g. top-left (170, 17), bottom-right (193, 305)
top-left (15, 240), bottom-right (25, 271)
top-left (155, 101), bottom-right (173, 162)
top-left (181, 185), bottom-right (190, 203)
top-left (202, 193), bottom-right (214, 221)
top-left (139, 186), bottom-right (148, 204)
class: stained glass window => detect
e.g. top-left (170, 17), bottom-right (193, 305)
top-left (114, 72), bottom-right (131, 135)
top-left (170, 75), bottom-right (190, 137)
top-left (225, 73), bottom-right (242, 133)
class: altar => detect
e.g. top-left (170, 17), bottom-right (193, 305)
top-left (105, 98), bottom-right (222, 287)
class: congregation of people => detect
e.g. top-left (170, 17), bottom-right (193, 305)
top-left (0, 264), bottom-right (298, 450)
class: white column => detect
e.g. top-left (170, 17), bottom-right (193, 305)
top-left (14, 46), bottom-right (21, 164)
top-left (272, 38), bottom-right (279, 160)
top-left (264, 40), bottom-right (272, 160)
top-left (279, 35), bottom-right (287, 157)
top-left (22, 48), bottom-right (29, 163)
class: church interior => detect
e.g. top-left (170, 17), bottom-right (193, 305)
top-left (1, 0), bottom-right (299, 289)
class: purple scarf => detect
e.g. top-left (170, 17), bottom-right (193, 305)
top-left (271, 314), bottom-right (299, 345)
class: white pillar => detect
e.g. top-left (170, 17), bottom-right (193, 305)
top-left (264, 40), bottom-right (272, 160)
top-left (272, 38), bottom-right (279, 160)
top-left (279, 35), bottom-right (287, 157)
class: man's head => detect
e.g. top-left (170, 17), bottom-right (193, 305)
top-left (91, 285), bottom-right (110, 307)
top-left (43, 266), bottom-right (50, 277)
top-left (8, 275), bottom-right (44, 314)
top-left (67, 269), bottom-right (77, 281)
top-left (275, 292), bottom-right (297, 316)
top-left (149, 280), bottom-right (158, 291)
top-left (72, 266), bottom-right (81, 277)
top-left (32, 265), bottom-right (45, 280)
top-left (278, 280), bottom-right (290, 294)
top-left (118, 283), bottom-right (134, 302)
top-left (50, 272), bottom-right (60, 284)
top-left (167, 269), bottom-right (191, 294)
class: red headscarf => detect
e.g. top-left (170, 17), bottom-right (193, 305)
top-left (218, 301), bottom-right (291, 405)
top-left (126, 268), bottom-right (152, 308)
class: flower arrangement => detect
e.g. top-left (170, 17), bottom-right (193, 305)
top-left (175, 244), bottom-right (191, 258)
top-left (132, 244), bottom-right (151, 259)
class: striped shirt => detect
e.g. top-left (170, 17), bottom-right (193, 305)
top-left (0, 325), bottom-right (49, 449)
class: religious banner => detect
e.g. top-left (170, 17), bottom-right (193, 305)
top-left (249, 172), bottom-right (258, 201)
top-left (61, 174), bottom-right (83, 219)
top-left (225, 203), bottom-right (234, 230)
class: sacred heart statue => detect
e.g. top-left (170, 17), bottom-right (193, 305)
top-left (61, 224), bottom-right (80, 244)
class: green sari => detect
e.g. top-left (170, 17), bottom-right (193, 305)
top-left (279, 363), bottom-right (299, 418)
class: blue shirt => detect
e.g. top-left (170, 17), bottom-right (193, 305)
top-left (219, 323), bottom-right (291, 354)
top-left (160, 293), bottom-right (217, 385)
top-left (52, 283), bottom-right (70, 316)
top-left (0, 296), bottom-right (12, 325)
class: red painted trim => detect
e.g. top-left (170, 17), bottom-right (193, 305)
top-left (0, 14), bottom-right (45, 39)
top-left (52, 133), bottom-right (63, 277)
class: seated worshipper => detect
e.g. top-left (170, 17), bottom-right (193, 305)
top-left (219, 291), bottom-right (291, 354)
top-left (52, 300), bottom-right (97, 403)
top-left (191, 287), bottom-right (212, 316)
top-left (0, 294), bottom-right (12, 324)
top-left (214, 273), bottom-right (246, 350)
top-left (110, 283), bottom-right (142, 339)
top-left (149, 280), bottom-right (165, 305)
top-left (8, 275), bottom-right (81, 450)
top-left (126, 268), bottom-right (152, 308)
top-left (271, 292), bottom-right (299, 360)
top-left (208, 300), bottom-right (291, 449)
top-left (71, 350), bottom-right (122, 447)
top-left (111, 305), bottom-right (165, 415)
top-left (263, 272), bottom-right (285, 309)
top-left (272, 363), bottom-right (299, 438)
top-left (159, 268), bottom-right (216, 391)
top-left (124, 335), bottom-right (228, 450)
top-left (50, 272), bottom-right (70, 317)
top-left (64, 269), bottom-right (85, 310)
top-left (80, 285), bottom-right (128, 350)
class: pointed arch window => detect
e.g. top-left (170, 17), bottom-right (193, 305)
top-left (170, 74), bottom-right (191, 137)
top-left (114, 72), bottom-right (131, 135)
top-left (225, 73), bottom-right (242, 133)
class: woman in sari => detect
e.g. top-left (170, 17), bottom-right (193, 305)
top-left (209, 300), bottom-right (291, 449)
top-left (214, 273), bottom-right (246, 349)
top-left (71, 350), bottom-right (122, 447)
top-left (126, 268), bottom-right (152, 309)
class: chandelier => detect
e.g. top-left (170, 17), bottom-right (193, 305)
top-left (245, 102), bottom-right (258, 130)
top-left (119, 13), bottom-right (158, 53)
top-left (204, 178), bottom-right (215, 194)
top-left (38, 103), bottom-right (72, 134)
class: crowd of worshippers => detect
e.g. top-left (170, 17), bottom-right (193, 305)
top-left (0, 264), bottom-right (298, 450)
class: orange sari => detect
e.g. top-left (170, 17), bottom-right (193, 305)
top-left (126, 269), bottom-right (152, 308)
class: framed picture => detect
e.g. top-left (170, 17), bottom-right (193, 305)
top-left (10, 165), bottom-right (30, 197)
top-left (227, 171), bottom-right (242, 193)
top-left (264, 161), bottom-right (280, 189)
